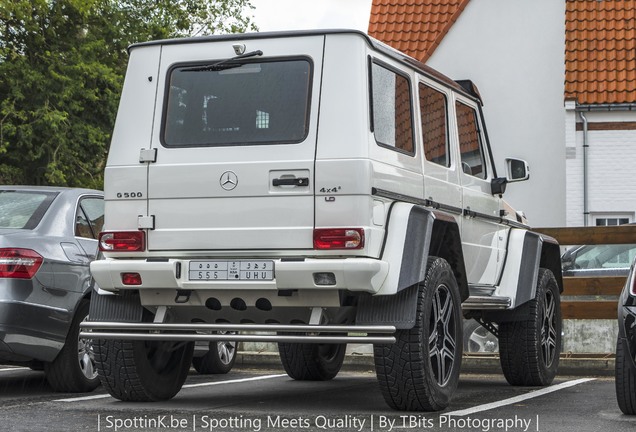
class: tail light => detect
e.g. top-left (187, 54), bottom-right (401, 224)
top-left (0, 248), bottom-right (43, 279)
top-left (99, 231), bottom-right (145, 252)
top-left (631, 272), bottom-right (636, 296)
top-left (313, 228), bottom-right (364, 250)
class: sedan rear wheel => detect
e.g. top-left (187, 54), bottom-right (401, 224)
top-left (45, 299), bottom-right (100, 392)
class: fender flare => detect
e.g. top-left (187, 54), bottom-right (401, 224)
top-left (378, 202), bottom-right (468, 299)
top-left (356, 202), bottom-right (468, 329)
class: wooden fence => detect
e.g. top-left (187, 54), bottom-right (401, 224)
top-left (535, 225), bottom-right (636, 319)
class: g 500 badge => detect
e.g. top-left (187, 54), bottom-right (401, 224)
top-left (116, 192), bottom-right (143, 199)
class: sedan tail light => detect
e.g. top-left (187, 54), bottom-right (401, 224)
top-left (313, 228), bottom-right (364, 250)
top-left (0, 248), bottom-right (43, 279)
top-left (99, 231), bottom-right (145, 252)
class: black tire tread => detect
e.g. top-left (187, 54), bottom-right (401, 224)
top-left (499, 268), bottom-right (560, 386)
top-left (615, 337), bottom-right (636, 415)
top-left (278, 341), bottom-right (346, 381)
top-left (374, 257), bottom-right (462, 411)
top-left (94, 339), bottom-right (193, 401)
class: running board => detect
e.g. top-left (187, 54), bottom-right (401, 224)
top-left (462, 295), bottom-right (511, 310)
top-left (80, 322), bottom-right (396, 344)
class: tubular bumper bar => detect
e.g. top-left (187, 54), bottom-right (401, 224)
top-left (80, 322), bottom-right (397, 344)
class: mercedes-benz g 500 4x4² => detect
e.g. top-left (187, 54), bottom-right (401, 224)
top-left (84, 30), bottom-right (563, 411)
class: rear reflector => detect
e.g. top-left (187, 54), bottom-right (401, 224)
top-left (313, 228), bottom-right (364, 250)
top-left (0, 248), bottom-right (43, 279)
top-left (121, 273), bottom-right (142, 286)
top-left (99, 231), bottom-right (145, 252)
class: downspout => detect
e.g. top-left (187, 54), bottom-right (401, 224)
top-left (578, 111), bottom-right (589, 226)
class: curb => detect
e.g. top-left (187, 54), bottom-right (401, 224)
top-left (235, 352), bottom-right (616, 377)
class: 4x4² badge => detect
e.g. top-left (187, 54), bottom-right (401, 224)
top-left (220, 171), bottom-right (238, 191)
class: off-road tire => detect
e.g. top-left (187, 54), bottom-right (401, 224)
top-left (615, 336), bottom-right (636, 415)
top-left (278, 339), bottom-right (346, 381)
top-left (193, 340), bottom-right (237, 375)
top-left (45, 300), bottom-right (100, 392)
top-left (374, 257), bottom-right (463, 411)
top-left (499, 268), bottom-right (561, 386)
top-left (94, 339), bottom-right (194, 401)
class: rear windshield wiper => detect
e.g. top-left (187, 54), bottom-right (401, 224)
top-left (182, 50), bottom-right (263, 72)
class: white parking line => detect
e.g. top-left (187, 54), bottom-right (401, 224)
top-left (443, 378), bottom-right (596, 417)
top-left (53, 373), bottom-right (288, 402)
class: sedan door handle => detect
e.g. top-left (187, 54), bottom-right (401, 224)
top-left (272, 177), bottom-right (309, 187)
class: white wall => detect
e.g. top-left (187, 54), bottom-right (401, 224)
top-left (426, 0), bottom-right (566, 227)
top-left (565, 107), bottom-right (636, 227)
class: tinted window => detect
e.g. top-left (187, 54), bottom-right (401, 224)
top-left (0, 191), bottom-right (57, 229)
top-left (163, 59), bottom-right (311, 147)
top-left (456, 102), bottom-right (486, 179)
top-left (419, 83), bottom-right (449, 167)
top-left (371, 62), bottom-right (414, 154)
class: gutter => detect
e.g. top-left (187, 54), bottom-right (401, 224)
top-left (576, 103), bottom-right (636, 112)
top-left (578, 111), bottom-right (589, 227)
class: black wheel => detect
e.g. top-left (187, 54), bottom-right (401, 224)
top-left (374, 257), bottom-right (462, 411)
top-left (45, 300), bottom-right (100, 392)
top-left (615, 337), bottom-right (636, 415)
top-left (499, 268), bottom-right (561, 386)
top-left (94, 338), bottom-right (194, 401)
top-left (278, 338), bottom-right (346, 381)
top-left (193, 336), bottom-right (237, 375)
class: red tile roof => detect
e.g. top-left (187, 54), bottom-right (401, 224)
top-left (566, 0), bottom-right (636, 104)
top-left (368, 0), bottom-right (470, 63)
top-left (370, 0), bottom-right (636, 105)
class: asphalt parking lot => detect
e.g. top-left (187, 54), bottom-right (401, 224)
top-left (0, 356), bottom-right (633, 432)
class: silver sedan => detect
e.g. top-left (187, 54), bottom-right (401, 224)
top-left (0, 186), bottom-right (103, 392)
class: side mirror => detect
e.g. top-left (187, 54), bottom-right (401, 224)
top-left (506, 158), bottom-right (530, 182)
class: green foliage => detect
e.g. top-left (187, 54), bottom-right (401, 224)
top-left (0, 0), bottom-right (256, 188)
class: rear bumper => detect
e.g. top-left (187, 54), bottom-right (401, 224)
top-left (90, 257), bottom-right (389, 294)
top-left (0, 300), bottom-right (72, 362)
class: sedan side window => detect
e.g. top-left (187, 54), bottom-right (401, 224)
top-left (75, 197), bottom-right (104, 239)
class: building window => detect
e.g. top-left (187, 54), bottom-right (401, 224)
top-left (595, 217), bottom-right (631, 226)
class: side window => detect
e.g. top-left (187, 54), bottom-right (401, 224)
top-left (456, 101), bottom-right (486, 179)
top-left (419, 83), bottom-right (449, 167)
top-left (75, 198), bottom-right (104, 239)
top-left (371, 62), bottom-right (414, 154)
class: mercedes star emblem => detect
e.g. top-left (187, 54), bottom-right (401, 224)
top-left (220, 171), bottom-right (238, 191)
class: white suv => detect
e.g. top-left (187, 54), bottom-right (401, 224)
top-left (86, 30), bottom-right (563, 411)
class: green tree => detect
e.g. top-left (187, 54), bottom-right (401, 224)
top-left (0, 0), bottom-right (256, 188)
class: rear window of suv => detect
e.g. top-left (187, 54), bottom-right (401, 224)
top-left (162, 59), bottom-right (312, 147)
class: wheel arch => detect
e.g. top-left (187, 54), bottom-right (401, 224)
top-left (379, 202), bottom-right (467, 299)
top-left (356, 202), bottom-right (468, 329)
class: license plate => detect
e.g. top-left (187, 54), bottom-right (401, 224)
top-left (188, 260), bottom-right (274, 281)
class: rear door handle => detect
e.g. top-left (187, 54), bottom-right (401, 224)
top-left (272, 177), bottom-right (309, 187)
